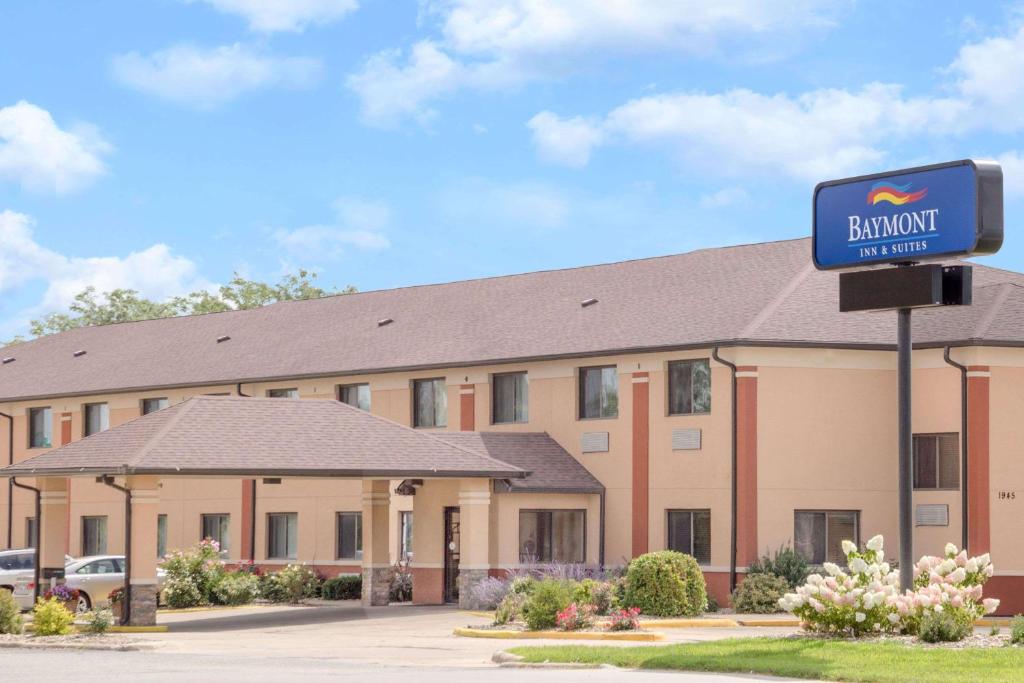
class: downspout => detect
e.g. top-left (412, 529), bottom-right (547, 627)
top-left (2, 411), bottom-right (12, 549)
top-left (101, 476), bottom-right (131, 626)
top-left (598, 489), bottom-right (606, 569)
top-left (711, 348), bottom-right (739, 594)
top-left (943, 347), bottom-right (969, 552)
top-left (237, 383), bottom-right (256, 564)
top-left (11, 478), bottom-right (40, 604)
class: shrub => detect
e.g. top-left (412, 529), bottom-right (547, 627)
top-left (467, 576), bottom-right (509, 610)
top-left (509, 575), bottom-right (536, 596)
top-left (164, 576), bottom-right (203, 609)
top-left (160, 539), bottom-right (225, 606)
top-left (212, 572), bottom-right (260, 606)
top-left (706, 594), bottom-right (720, 613)
top-left (731, 573), bottom-right (789, 614)
top-left (1010, 615), bottom-right (1024, 645)
top-left (607, 607), bottom-right (641, 631)
top-left (83, 609), bottom-right (112, 634)
top-left (493, 592), bottom-right (528, 626)
top-left (623, 551), bottom-right (707, 617)
top-left (0, 589), bottom-right (24, 634)
top-left (555, 602), bottom-right (595, 631)
top-left (388, 564), bottom-right (413, 603)
top-left (522, 579), bottom-right (572, 631)
top-left (322, 575), bottom-right (362, 600)
top-left (920, 608), bottom-right (973, 643)
top-left (261, 564), bottom-right (319, 603)
top-left (572, 578), bottom-right (619, 616)
top-left (33, 597), bottom-right (74, 636)
top-left (748, 545), bottom-right (810, 590)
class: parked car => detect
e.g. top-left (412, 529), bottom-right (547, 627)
top-left (2, 549), bottom-right (76, 610)
top-left (13, 555), bottom-right (165, 613)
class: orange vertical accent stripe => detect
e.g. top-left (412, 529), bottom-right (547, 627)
top-left (460, 384), bottom-right (475, 432)
top-left (736, 370), bottom-right (758, 567)
top-left (631, 372), bottom-right (650, 557)
top-left (241, 480), bottom-right (255, 562)
top-left (967, 368), bottom-right (990, 554)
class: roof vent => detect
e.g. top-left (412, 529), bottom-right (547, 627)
top-left (216, 335), bottom-right (231, 343)
top-left (1, 357), bottom-right (14, 364)
top-left (581, 298), bottom-right (599, 307)
top-left (377, 317), bottom-right (394, 327)
top-left (72, 350), bottom-right (87, 357)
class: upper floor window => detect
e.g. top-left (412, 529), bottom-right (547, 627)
top-left (668, 359), bottom-right (711, 415)
top-left (492, 372), bottom-right (528, 424)
top-left (579, 366), bottom-right (618, 419)
top-left (913, 433), bottom-right (959, 490)
top-left (666, 510), bottom-right (711, 564)
top-left (795, 510), bottom-right (858, 565)
top-left (28, 407), bottom-right (52, 448)
top-left (84, 403), bottom-right (109, 436)
top-left (413, 378), bottom-right (447, 428)
top-left (339, 383), bottom-right (371, 411)
top-left (267, 388), bottom-right (299, 399)
top-left (141, 398), bottom-right (169, 415)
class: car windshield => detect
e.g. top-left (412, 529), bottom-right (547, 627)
top-left (0, 553), bottom-right (33, 571)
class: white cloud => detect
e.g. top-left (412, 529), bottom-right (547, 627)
top-left (0, 210), bottom-right (209, 328)
top-left (0, 101), bottom-right (111, 194)
top-left (187, 0), bottom-right (358, 32)
top-left (272, 196), bottom-right (392, 259)
top-left (527, 111), bottom-right (604, 168)
top-left (699, 187), bottom-right (750, 209)
top-left (949, 24), bottom-right (1024, 131)
top-left (112, 43), bottom-right (322, 109)
top-left (997, 151), bottom-right (1024, 197)
top-left (440, 178), bottom-right (570, 230)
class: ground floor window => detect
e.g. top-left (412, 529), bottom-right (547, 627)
top-left (666, 510), bottom-right (711, 564)
top-left (157, 514), bottom-right (167, 558)
top-left (336, 512), bottom-right (362, 560)
top-left (795, 510), bottom-right (859, 565)
top-left (267, 513), bottom-right (298, 560)
top-left (519, 510), bottom-right (585, 563)
top-left (201, 513), bottom-right (230, 553)
top-left (913, 433), bottom-right (960, 490)
top-left (82, 516), bottom-right (108, 556)
top-left (399, 511), bottom-right (413, 561)
top-left (25, 517), bottom-right (38, 548)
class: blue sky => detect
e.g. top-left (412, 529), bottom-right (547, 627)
top-left (2, 0), bottom-right (1024, 338)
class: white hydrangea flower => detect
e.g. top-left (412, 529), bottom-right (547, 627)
top-left (842, 540), bottom-right (857, 555)
top-left (866, 535), bottom-right (884, 552)
top-left (849, 557), bottom-right (868, 574)
top-left (822, 562), bottom-right (841, 577)
top-left (855, 612), bottom-right (866, 623)
top-left (966, 558), bottom-right (979, 573)
top-left (945, 543), bottom-right (958, 557)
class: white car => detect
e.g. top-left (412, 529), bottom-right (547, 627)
top-left (14, 555), bottom-right (166, 613)
top-left (0, 549), bottom-right (35, 598)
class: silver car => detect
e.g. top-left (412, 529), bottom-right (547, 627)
top-left (0, 549), bottom-right (35, 598)
top-left (13, 555), bottom-right (164, 613)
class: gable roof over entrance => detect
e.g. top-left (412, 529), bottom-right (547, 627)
top-left (0, 396), bottom-right (528, 479)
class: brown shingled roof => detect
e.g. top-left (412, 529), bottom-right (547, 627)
top-left (0, 396), bottom-right (528, 479)
top-left (2, 238), bottom-right (1024, 401)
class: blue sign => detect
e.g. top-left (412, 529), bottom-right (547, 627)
top-left (813, 159), bottom-right (1003, 270)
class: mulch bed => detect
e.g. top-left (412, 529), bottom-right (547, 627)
top-left (789, 632), bottom-right (1021, 649)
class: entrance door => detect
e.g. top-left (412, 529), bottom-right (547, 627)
top-left (443, 506), bottom-right (460, 604)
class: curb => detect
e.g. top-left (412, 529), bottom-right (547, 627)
top-left (0, 639), bottom-right (156, 652)
top-left (492, 651), bottom-right (604, 669)
top-left (736, 619), bottom-right (800, 627)
top-left (108, 625), bottom-right (169, 633)
top-left (455, 627), bottom-right (663, 641)
top-left (637, 618), bottom-right (739, 628)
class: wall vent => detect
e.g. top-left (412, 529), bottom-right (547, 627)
top-left (915, 504), bottom-right (949, 527)
top-left (581, 432), bottom-right (609, 453)
top-left (671, 428), bottom-right (702, 450)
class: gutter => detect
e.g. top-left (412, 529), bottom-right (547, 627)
top-left (2, 411), bottom-right (11, 549)
top-left (711, 348), bottom-right (739, 595)
top-left (100, 476), bottom-right (131, 626)
top-left (598, 489), bottom-right (606, 569)
top-left (10, 478), bottom-right (40, 604)
top-left (237, 383), bottom-right (256, 565)
top-left (943, 347), bottom-right (969, 552)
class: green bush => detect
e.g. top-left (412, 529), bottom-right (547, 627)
top-left (494, 592), bottom-right (528, 626)
top-left (212, 572), bottom-right (260, 606)
top-left (522, 580), bottom-right (572, 631)
top-left (0, 589), bottom-right (24, 634)
top-left (159, 540), bottom-right (225, 606)
top-left (571, 579), bottom-right (619, 616)
top-left (731, 573), bottom-right (789, 614)
top-left (1010, 615), bottom-right (1024, 645)
top-left (33, 597), bottom-right (74, 636)
top-left (261, 564), bottom-right (320, 603)
top-left (748, 546), bottom-right (810, 589)
top-left (322, 575), bottom-right (362, 600)
top-left (706, 594), bottom-right (720, 613)
top-left (83, 609), bottom-right (112, 634)
top-left (623, 551), bottom-right (707, 617)
top-left (919, 608), bottom-right (973, 643)
top-left (164, 576), bottom-right (203, 609)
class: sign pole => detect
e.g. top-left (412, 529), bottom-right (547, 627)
top-left (897, 306), bottom-right (913, 592)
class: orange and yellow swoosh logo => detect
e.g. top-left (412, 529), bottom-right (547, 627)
top-left (867, 181), bottom-right (928, 206)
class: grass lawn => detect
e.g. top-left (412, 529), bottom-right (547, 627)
top-left (507, 638), bottom-right (1024, 683)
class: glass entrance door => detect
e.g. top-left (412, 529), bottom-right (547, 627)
top-left (443, 507), bottom-right (460, 604)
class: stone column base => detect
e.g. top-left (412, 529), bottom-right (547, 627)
top-left (457, 569), bottom-right (490, 610)
top-left (126, 584), bottom-right (158, 626)
top-left (362, 567), bottom-right (391, 607)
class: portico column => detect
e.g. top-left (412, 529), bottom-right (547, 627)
top-left (126, 476), bottom-right (160, 626)
top-left (457, 478), bottom-right (490, 610)
top-left (361, 480), bottom-right (390, 607)
top-left (38, 478), bottom-right (68, 596)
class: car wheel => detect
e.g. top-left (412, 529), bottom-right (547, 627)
top-left (77, 593), bottom-right (91, 614)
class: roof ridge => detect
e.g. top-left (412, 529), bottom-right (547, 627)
top-left (127, 399), bottom-right (196, 471)
top-left (739, 261), bottom-right (816, 338)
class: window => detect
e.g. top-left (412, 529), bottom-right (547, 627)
top-left (76, 558), bottom-right (120, 575)
top-left (82, 516), bottom-right (108, 556)
top-left (267, 388), bottom-right (299, 399)
top-left (336, 512), bottom-right (362, 560)
top-left (492, 372), bottom-right (528, 424)
top-left (267, 513), bottom-right (298, 560)
top-left (339, 383), bottom-right (371, 411)
top-left (519, 510), bottom-right (585, 563)
top-left (913, 433), bottom-right (960, 490)
top-left (579, 366), bottom-right (618, 419)
top-left (84, 403), bottom-right (109, 436)
top-left (142, 398), bottom-right (169, 415)
top-left (795, 511), bottom-right (859, 565)
top-left (399, 511), bottom-right (414, 561)
top-left (25, 517), bottom-right (38, 548)
top-left (0, 552), bottom-right (32, 570)
top-left (28, 407), bottom-right (52, 448)
top-left (666, 510), bottom-right (711, 564)
top-left (157, 514), bottom-right (168, 558)
top-left (201, 514), bottom-right (230, 552)
top-left (413, 378), bottom-right (447, 428)
top-left (668, 359), bottom-right (712, 415)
